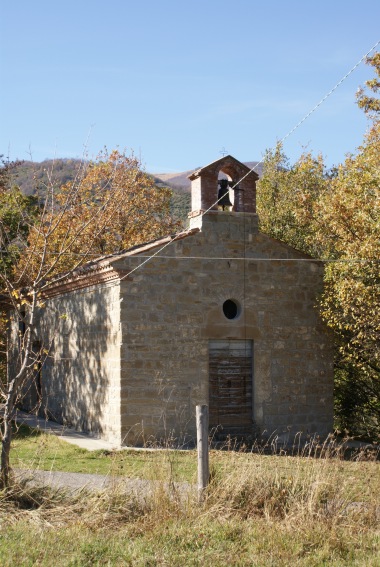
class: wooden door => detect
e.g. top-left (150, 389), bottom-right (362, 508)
top-left (209, 340), bottom-right (253, 435)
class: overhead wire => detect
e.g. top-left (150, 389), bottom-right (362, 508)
top-left (4, 250), bottom-right (379, 261)
top-left (113, 255), bottom-right (379, 263)
top-left (13, 40), bottom-right (379, 304)
top-left (162, 40), bottom-right (380, 221)
top-left (117, 39), bottom-right (380, 281)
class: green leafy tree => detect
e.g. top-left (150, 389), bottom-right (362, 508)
top-left (317, 122), bottom-right (380, 438)
top-left (257, 143), bottom-right (327, 258)
top-left (258, 54), bottom-right (380, 439)
top-left (316, 54), bottom-right (380, 438)
top-left (356, 52), bottom-right (380, 117)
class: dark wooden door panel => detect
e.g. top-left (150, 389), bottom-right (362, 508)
top-left (209, 340), bottom-right (253, 430)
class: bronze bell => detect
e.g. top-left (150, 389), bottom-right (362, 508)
top-left (218, 179), bottom-right (233, 209)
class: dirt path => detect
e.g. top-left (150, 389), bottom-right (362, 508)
top-left (15, 468), bottom-right (195, 500)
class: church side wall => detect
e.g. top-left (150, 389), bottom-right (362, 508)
top-left (118, 213), bottom-right (333, 446)
top-left (21, 282), bottom-right (122, 445)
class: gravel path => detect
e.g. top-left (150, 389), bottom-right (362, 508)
top-left (15, 468), bottom-right (195, 500)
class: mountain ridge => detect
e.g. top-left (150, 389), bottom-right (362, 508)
top-left (153, 161), bottom-right (263, 192)
top-left (9, 159), bottom-right (262, 196)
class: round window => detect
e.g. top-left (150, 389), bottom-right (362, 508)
top-left (223, 299), bottom-right (240, 320)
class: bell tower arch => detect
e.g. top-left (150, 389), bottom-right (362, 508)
top-left (188, 155), bottom-right (259, 227)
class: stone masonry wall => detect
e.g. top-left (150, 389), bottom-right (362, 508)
top-left (115, 212), bottom-right (333, 445)
top-left (27, 282), bottom-right (122, 445)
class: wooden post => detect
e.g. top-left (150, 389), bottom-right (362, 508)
top-left (196, 404), bottom-right (209, 501)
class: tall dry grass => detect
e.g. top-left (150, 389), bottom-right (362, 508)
top-left (0, 433), bottom-right (378, 567)
top-left (2, 434), bottom-right (378, 532)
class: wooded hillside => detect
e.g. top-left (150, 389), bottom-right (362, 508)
top-left (8, 158), bottom-right (192, 226)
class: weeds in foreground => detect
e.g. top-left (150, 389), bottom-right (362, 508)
top-left (0, 457), bottom-right (378, 566)
top-left (1, 431), bottom-right (379, 565)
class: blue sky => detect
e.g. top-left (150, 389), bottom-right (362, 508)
top-left (1, 0), bottom-right (379, 172)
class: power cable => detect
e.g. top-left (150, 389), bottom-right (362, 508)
top-left (118, 40), bottom-right (380, 281)
top-left (211, 39), bottom-right (380, 202)
top-left (10, 41), bottom-right (379, 302)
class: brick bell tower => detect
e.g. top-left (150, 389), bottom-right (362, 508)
top-left (187, 155), bottom-right (259, 230)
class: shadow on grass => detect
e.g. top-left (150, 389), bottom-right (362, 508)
top-left (12, 423), bottom-right (42, 440)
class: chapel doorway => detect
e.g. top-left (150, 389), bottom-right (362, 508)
top-left (209, 340), bottom-right (253, 437)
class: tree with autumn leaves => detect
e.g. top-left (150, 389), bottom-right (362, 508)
top-left (318, 105), bottom-right (380, 438)
top-left (16, 149), bottom-right (178, 284)
top-left (0, 149), bottom-right (179, 487)
top-left (258, 54), bottom-right (380, 438)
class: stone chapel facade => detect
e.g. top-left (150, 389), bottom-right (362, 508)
top-left (19, 155), bottom-right (334, 446)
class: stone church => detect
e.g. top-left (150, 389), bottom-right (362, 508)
top-left (21, 155), bottom-right (333, 446)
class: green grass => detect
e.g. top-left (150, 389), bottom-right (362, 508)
top-left (10, 424), bottom-right (197, 482)
top-left (10, 424), bottom-right (380, 503)
top-left (2, 425), bottom-right (379, 566)
top-left (0, 506), bottom-right (379, 566)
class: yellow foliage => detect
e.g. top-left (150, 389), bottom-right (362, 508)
top-left (15, 149), bottom-right (179, 283)
top-left (318, 122), bottom-right (380, 372)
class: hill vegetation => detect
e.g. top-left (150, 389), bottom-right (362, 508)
top-left (9, 158), bottom-right (83, 196)
top-left (8, 158), bottom-right (192, 226)
top-left (9, 159), bottom-right (262, 228)
top-left (153, 160), bottom-right (263, 192)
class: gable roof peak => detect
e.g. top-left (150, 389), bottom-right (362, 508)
top-left (188, 154), bottom-right (259, 181)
